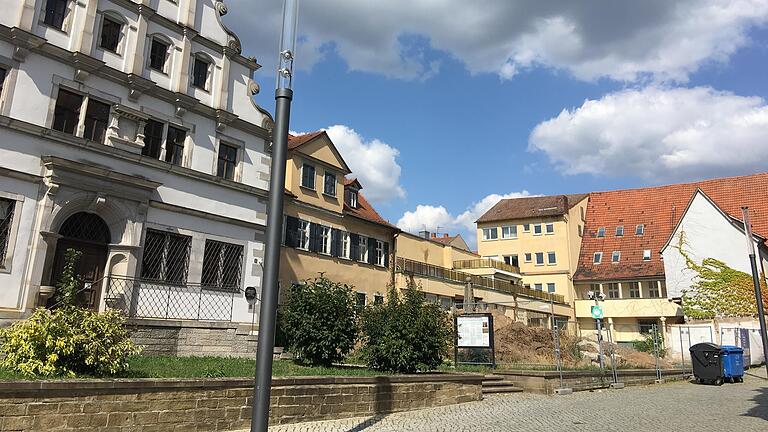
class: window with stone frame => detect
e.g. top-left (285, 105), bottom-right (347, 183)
top-left (216, 143), bottom-right (238, 180)
top-left (140, 229), bottom-right (191, 284)
top-left (142, 119), bottom-right (164, 158)
top-left (0, 198), bottom-right (15, 268)
top-left (149, 37), bottom-right (169, 72)
top-left (0, 67), bottom-right (7, 96)
top-left (99, 15), bottom-right (122, 53)
top-left (164, 126), bottom-right (186, 166)
top-left (52, 89), bottom-right (83, 135)
top-left (83, 98), bottom-right (111, 143)
top-left (43, 0), bottom-right (69, 30)
top-left (355, 292), bottom-right (366, 311)
top-left (191, 56), bottom-right (210, 90)
top-left (201, 239), bottom-right (244, 292)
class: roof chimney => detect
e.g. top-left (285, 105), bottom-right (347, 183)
top-left (443, 234), bottom-right (449, 238)
top-left (431, 233), bottom-right (438, 238)
top-left (419, 230), bottom-right (431, 239)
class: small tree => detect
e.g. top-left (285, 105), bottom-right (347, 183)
top-left (360, 280), bottom-right (452, 373)
top-left (54, 248), bottom-right (83, 307)
top-left (281, 275), bottom-right (358, 366)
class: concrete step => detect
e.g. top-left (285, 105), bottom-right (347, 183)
top-left (482, 382), bottom-right (524, 394)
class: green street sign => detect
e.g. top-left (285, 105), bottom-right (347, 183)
top-left (591, 305), bottom-right (604, 319)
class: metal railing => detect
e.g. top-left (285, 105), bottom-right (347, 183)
top-left (396, 257), bottom-right (564, 303)
top-left (104, 276), bottom-right (239, 321)
top-left (453, 258), bottom-right (520, 274)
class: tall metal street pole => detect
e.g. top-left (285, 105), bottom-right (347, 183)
top-left (251, 1), bottom-right (299, 431)
top-left (741, 207), bottom-right (768, 377)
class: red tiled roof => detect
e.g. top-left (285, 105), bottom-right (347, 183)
top-left (287, 131), bottom-right (324, 149)
top-left (431, 235), bottom-right (456, 245)
top-left (477, 194), bottom-right (588, 223)
top-left (344, 191), bottom-right (397, 230)
top-left (574, 172), bottom-right (768, 282)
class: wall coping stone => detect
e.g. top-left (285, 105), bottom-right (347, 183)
top-left (126, 318), bottom-right (239, 330)
top-left (0, 373), bottom-right (484, 397)
top-left (495, 368), bottom-right (687, 378)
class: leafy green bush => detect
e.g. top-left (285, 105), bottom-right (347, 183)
top-left (0, 307), bottom-right (141, 377)
top-left (360, 282), bottom-right (452, 373)
top-left (282, 275), bottom-right (358, 366)
top-left (632, 331), bottom-right (667, 357)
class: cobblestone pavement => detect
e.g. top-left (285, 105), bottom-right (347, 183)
top-left (259, 369), bottom-right (768, 432)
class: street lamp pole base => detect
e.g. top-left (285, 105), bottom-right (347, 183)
top-left (609, 382), bottom-right (625, 389)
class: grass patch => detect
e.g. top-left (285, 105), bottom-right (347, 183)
top-left (0, 356), bottom-right (390, 380)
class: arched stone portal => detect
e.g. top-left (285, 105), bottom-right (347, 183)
top-left (48, 212), bottom-right (111, 309)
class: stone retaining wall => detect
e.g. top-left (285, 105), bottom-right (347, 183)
top-left (127, 319), bottom-right (258, 358)
top-left (498, 368), bottom-right (688, 394)
top-left (0, 374), bottom-right (483, 431)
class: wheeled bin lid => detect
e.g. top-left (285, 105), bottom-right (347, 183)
top-left (720, 345), bottom-right (743, 353)
top-left (689, 342), bottom-right (720, 353)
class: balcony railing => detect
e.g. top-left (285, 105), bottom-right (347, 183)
top-left (104, 276), bottom-right (240, 321)
top-left (396, 257), bottom-right (564, 304)
top-left (453, 259), bottom-right (520, 274)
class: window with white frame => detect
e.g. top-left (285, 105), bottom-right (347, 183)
top-left (593, 252), bottom-right (602, 264)
top-left (482, 227), bottom-right (498, 240)
top-left (345, 188), bottom-right (358, 208)
top-left (340, 231), bottom-right (350, 258)
top-left (547, 251), bottom-right (556, 265)
top-left (501, 225), bottom-right (517, 239)
top-left (149, 36), bottom-right (170, 72)
top-left (534, 283), bottom-right (543, 291)
top-left (535, 252), bottom-right (544, 265)
top-left (358, 236), bottom-right (368, 262)
top-left (616, 226), bottom-right (624, 237)
top-left (140, 229), bottom-right (192, 284)
top-left (191, 55), bottom-right (211, 90)
top-left (636, 224), bottom-right (645, 235)
top-left (647, 281), bottom-right (660, 298)
top-left (643, 249), bottom-right (652, 261)
top-left (606, 283), bottom-right (620, 299)
top-left (375, 239), bottom-right (385, 266)
top-left (612, 250), bottom-right (621, 263)
top-left (533, 224), bottom-right (543, 235)
top-left (319, 226), bottom-right (332, 255)
top-left (355, 292), bottom-right (366, 310)
top-left (524, 253), bottom-right (532, 263)
top-left (523, 224), bottom-right (530, 232)
top-left (0, 198), bottom-right (15, 268)
top-left (43, 0), bottom-right (69, 31)
top-left (201, 239), bottom-right (244, 291)
top-left (545, 223), bottom-right (554, 235)
top-left (323, 171), bottom-right (336, 196)
top-left (547, 283), bottom-right (556, 293)
top-left (628, 282), bottom-right (641, 298)
top-left (503, 254), bottom-right (519, 267)
top-left (99, 15), bottom-right (123, 53)
top-left (301, 163), bottom-right (316, 189)
top-left (597, 227), bottom-right (605, 237)
top-left (297, 220), bottom-right (310, 250)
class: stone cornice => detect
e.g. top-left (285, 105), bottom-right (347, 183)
top-left (0, 115), bottom-right (270, 200)
top-left (0, 25), bottom-right (272, 141)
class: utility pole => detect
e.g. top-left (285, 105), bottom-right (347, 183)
top-left (741, 207), bottom-right (768, 377)
top-left (251, 1), bottom-right (299, 431)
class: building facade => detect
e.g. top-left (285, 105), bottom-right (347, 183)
top-left (476, 194), bottom-right (588, 307)
top-left (280, 132), bottom-right (397, 307)
top-left (0, 0), bottom-right (273, 333)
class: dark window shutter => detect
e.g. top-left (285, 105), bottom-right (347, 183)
top-left (350, 233), bottom-right (359, 261)
top-left (383, 242), bottom-right (390, 267)
top-left (330, 229), bottom-right (340, 257)
top-left (309, 223), bottom-right (320, 253)
top-left (367, 238), bottom-right (376, 265)
top-left (284, 216), bottom-right (299, 248)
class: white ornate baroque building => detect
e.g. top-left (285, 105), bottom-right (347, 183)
top-left (0, 0), bottom-right (274, 346)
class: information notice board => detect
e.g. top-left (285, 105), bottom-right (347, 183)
top-left (454, 313), bottom-right (495, 367)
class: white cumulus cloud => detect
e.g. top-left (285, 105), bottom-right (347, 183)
top-left (397, 191), bottom-right (535, 250)
top-left (293, 125), bottom-right (405, 204)
top-left (529, 86), bottom-right (768, 182)
top-left (227, 0), bottom-right (768, 82)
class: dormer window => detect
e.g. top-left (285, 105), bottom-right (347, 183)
top-left (301, 163), bottom-right (315, 189)
top-left (346, 189), bottom-right (358, 208)
top-left (323, 171), bottom-right (336, 196)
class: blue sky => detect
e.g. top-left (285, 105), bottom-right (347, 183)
top-left (227, 1), bottom-right (768, 249)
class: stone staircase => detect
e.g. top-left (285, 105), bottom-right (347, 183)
top-left (482, 375), bottom-right (524, 395)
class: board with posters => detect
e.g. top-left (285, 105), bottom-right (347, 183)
top-left (454, 313), bottom-right (495, 367)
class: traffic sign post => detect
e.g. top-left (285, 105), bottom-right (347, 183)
top-left (591, 305), bottom-right (604, 319)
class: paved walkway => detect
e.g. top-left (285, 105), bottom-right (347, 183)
top-left (260, 369), bottom-right (768, 432)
